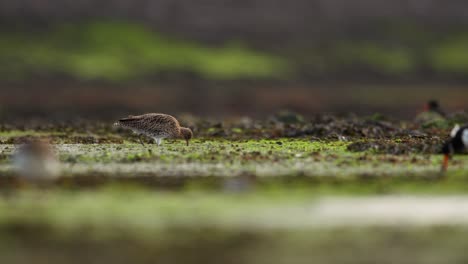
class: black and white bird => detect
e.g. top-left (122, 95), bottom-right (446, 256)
top-left (441, 124), bottom-right (468, 171)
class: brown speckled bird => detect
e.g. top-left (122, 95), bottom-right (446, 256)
top-left (114, 113), bottom-right (193, 146)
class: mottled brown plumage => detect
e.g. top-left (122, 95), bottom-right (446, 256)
top-left (114, 113), bottom-right (193, 146)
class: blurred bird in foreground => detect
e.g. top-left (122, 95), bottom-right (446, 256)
top-left (13, 138), bottom-right (60, 180)
top-left (441, 124), bottom-right (468, 172)
top-left (114, 113), bottom-right (193, 146)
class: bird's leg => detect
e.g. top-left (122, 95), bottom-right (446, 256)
top-left (140, 135), bottom-right (152, 154)
top-left (156, 138), bottom-right (162, 146)
top-left (138, 135), bottom-right (146, 146)
top-left (441, 154), bottom-right (450, 174)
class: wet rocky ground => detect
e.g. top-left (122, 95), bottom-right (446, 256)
top-left (2, 110), bottom-right (467, 147)
top-left (0, 112), bottom-right (467, 186)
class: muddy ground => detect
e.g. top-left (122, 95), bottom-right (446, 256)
top-left (0, 112), bottom-right (467, 188)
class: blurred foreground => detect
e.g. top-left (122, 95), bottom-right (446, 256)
top-left (3, 190), bottom-right (468, 264)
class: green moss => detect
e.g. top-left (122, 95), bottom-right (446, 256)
top-left (2, 137), bottom-right (465, 181)
top-left (421, 119), bottom-right (453, 129)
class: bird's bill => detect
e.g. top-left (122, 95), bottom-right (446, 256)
top-left (441, 154), bottom-right (450, 172)
top-left (186, 139), bottom-right (189, 146)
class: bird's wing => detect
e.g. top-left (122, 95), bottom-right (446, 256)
top-left (144, 114), bottom-right (180, 133)
top-left (451, 124), bottom-right (460, 138)
top-left (117, 115), bottom-right (147, 129)
top-left (117, 114), bottom-right (179, 135)
top-left (118, 115), bottom-right (150, 122)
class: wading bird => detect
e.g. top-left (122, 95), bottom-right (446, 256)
top-left (425, 100), bottom-right (446, 117)
top-left (415, 100), bottom-right (446, 124)
top-left (441, 124), bottom-right (468, 172)
top-left (114, 113), bottom-right (193, 146)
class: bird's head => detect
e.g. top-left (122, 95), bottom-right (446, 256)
top-left (180, 127), bottom-right (193, 146)
top-left (425, 100), bottom-right (440, 112)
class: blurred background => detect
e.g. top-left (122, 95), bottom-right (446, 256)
top-left (1, 0), bottom-right (468, 119)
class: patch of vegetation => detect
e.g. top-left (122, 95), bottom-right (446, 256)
top-left (430, 35), bottom-right (468, 73)
top-left (1, 138), bottom-right (466, 184)
top-left (0, 139), bottom-right (349, 164)
top-left (294, 23), bottom-right (468, 77)
top-left (5, 21), bottom-right (468, 81)
top-left (0, 22), bottom-right (288, 80)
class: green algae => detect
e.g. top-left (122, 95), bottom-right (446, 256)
top-left (0, 138), bottom-right (466, 188)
